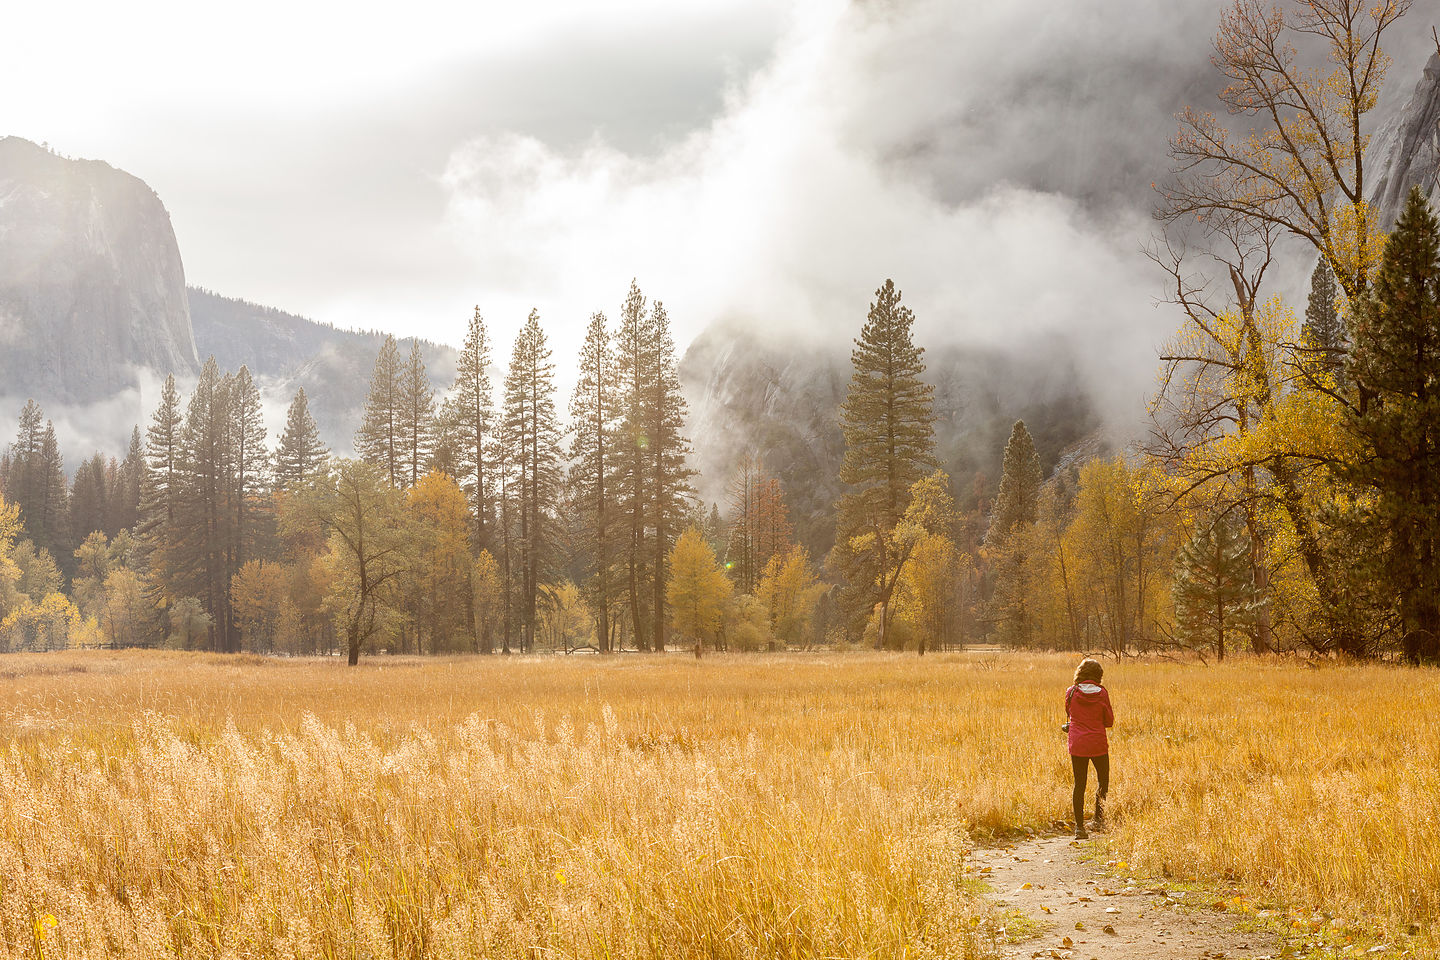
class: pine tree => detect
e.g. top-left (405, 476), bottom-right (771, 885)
top-left (171, 358), bottom-right (227, 651)
top-left (569, 311), bottom-right (622, 653)
top-left (275, 388), bottom-right (327, 490)
top-left (986, 421), bottom-right (1042, 549)
top-left (429, 398), bottom-right (461, 480)
top-left (9, 401), bottom-right (44, 537)
top-left (493, 422), bottom-right (518, 654)
top-left (1173, 513), bottom-right (1260, 661)
top-left (642, 301), bottom-right (694, 652)
top-left (986, 420), bottom-right (1043, 646)
top-left (1344, 186), bottom-right (1440, 663)
top-left (702, 503), bottom-right (726, 562)
top-left (1302, 258), bottom-right (1347, 387)
top-left (226, 366), bottom-right (270, 651)
top-left (8, 402), bottom-right (67, 558)
top-left (69, 452), bottom-right (110, 546)
top-left (136, 375), bottom-right (184, 602)
top-left (502, 310), bottom-right (561, 652)
top-left (161, 359), bottom-right (270, 653)
top-left (831, 279), bottom-right (937, 643)
top-left (399, 341), bottom-right (435, 487)
top-left (356, 334), bottom-right (403, 487)
top-left (452, 307), bottom-right (496, 550)
top-left (112, 427), bottom-right (143, 533)
top-left (615, 280), bottom-right (654, 650)
top-left (34, 422), bottom-right (67, 561)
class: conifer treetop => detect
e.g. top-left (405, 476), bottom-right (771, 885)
top-left (838, 279), bottom-right (938, 525)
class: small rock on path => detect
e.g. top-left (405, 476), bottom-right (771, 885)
top-left (973, 834), bottom-right (1281, 960)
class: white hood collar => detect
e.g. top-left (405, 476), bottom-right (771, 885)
top-left (1077, 682), bottom-right (1102, 694)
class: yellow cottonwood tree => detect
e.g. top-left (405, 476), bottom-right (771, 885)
top-left (1063, 458), bottom-right (1177, 656)
top-left (667, 527), bottom-right (732, 656)
top-left (232, 560), bottom-right (290, 653)
top-left (849, 470), bottom-right (956, 649)
top-left (757, 546), bottom-right (825, 649)
top-left (897, 533), bottom-right (968, 655)
top-left (406, 471), bottom-right (473, 654)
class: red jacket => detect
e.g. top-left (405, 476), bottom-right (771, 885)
top-left (1066, 683), bottom-right (1113, 757)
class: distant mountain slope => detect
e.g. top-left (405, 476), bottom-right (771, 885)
top-left (679, 322), bottom-right (1102, 559)
top-left (0, 136), bottom-right (198, 404)
top-left (189, 288), bottom-right (458, 452)
top-left (1370, 51), bottom-right (1440, 230)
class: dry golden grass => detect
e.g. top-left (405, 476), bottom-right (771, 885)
top-left (0, 651), bottom-right (1435, 958)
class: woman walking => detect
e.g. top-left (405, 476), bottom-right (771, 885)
top-left (1064, 657), bottom-right (1113, 839)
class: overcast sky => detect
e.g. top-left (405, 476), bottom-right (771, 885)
top-left (5, 0), bottom-right (1436, 419)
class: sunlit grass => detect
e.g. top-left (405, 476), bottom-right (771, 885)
top-left (0, 650), bottom-right (1434, 957)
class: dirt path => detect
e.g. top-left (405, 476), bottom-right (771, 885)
top-left (972, 834), bottom-right (1282, 960)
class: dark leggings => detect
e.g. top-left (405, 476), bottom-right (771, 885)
top-left (1072, 754), bottom-right (1109, 826)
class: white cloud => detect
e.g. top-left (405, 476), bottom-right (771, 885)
top-left (440, 0), bottom-right (1168, 421)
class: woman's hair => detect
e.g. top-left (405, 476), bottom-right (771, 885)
top-left (1073, 657), bottom-right (1104, 685)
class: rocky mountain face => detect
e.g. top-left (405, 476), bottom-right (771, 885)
top-left (189, 288), bottom-right (457, 453)
top-left (0, 137), bottom-right (455, 455)
top-left (1365, 51), bottom-right (1434, 230)
top-left (679, 323), bottom-right (1102, 559)
top-left (1370, 51), bottom-right (1440, 230)
top-left (0, 137), bottom-right (198, 403)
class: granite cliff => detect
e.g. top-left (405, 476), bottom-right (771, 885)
top-left (0, 137), bottom-right (198, 403)
top-left (1370, 51), bottom-right (1440, 229)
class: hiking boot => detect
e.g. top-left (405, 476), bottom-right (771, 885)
top-left (1089, 818), bottom-right (1107, 833)
top-left (1074, 825), bottom-right (1088, 840)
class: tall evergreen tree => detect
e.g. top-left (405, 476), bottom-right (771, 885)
top-left (275, 388), bottom-right (327, 490)
top-left (985, 421), bottom-right (1044, 647)
top-left (1302, 258), bottom-right (1347, 386)
top-left (226, 366), bottom-right (270, 650)
top-left (830, 279), bottom-right (937, 643)
top-left (615, 280), bottom-right (654, 650)
top-left (452, 307), bottom-right (496, 550)
top-left (161, 359), bottom-right (270, 653)
top-left (429, 398), bottom-right (462, 480)
top-left (9, 401), bottom-right (44, 532)
top-left (356, 334), bottom-right (403, 486)
top-left (111, 427), bottom-right (144, 533)
top-left (493, 422), bottom-right (518, 654)
top-left (1173, 513), bottom-right (1260, 661)
top-left (171, 358), bottom-right (228, 650)
top-left (986, 421), bottom-right (1042, 549)
top-left (399, 341), bottom-right (435, 486)
top-left (502, 310), bottom-right (561, 652)
top-left (8, 402), bottom-right (67, 558)
top-left (69, 452), bottom-right (110, 545)
top-left (136, 376), bottom-right (184, 586)
top-left (642, 301), bottom-right (695, 652)
top-left (569, 311), bottom-right (622, 653)
top-left (702, 503), bottom-right (726, 562)
top-left (33, 422), bottom-right (67, 561)
top-left (1344, 186), bottom-right (1440, 662)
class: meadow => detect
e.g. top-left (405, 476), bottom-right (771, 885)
top-left (0, 650), bottom-right (1435, 958)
